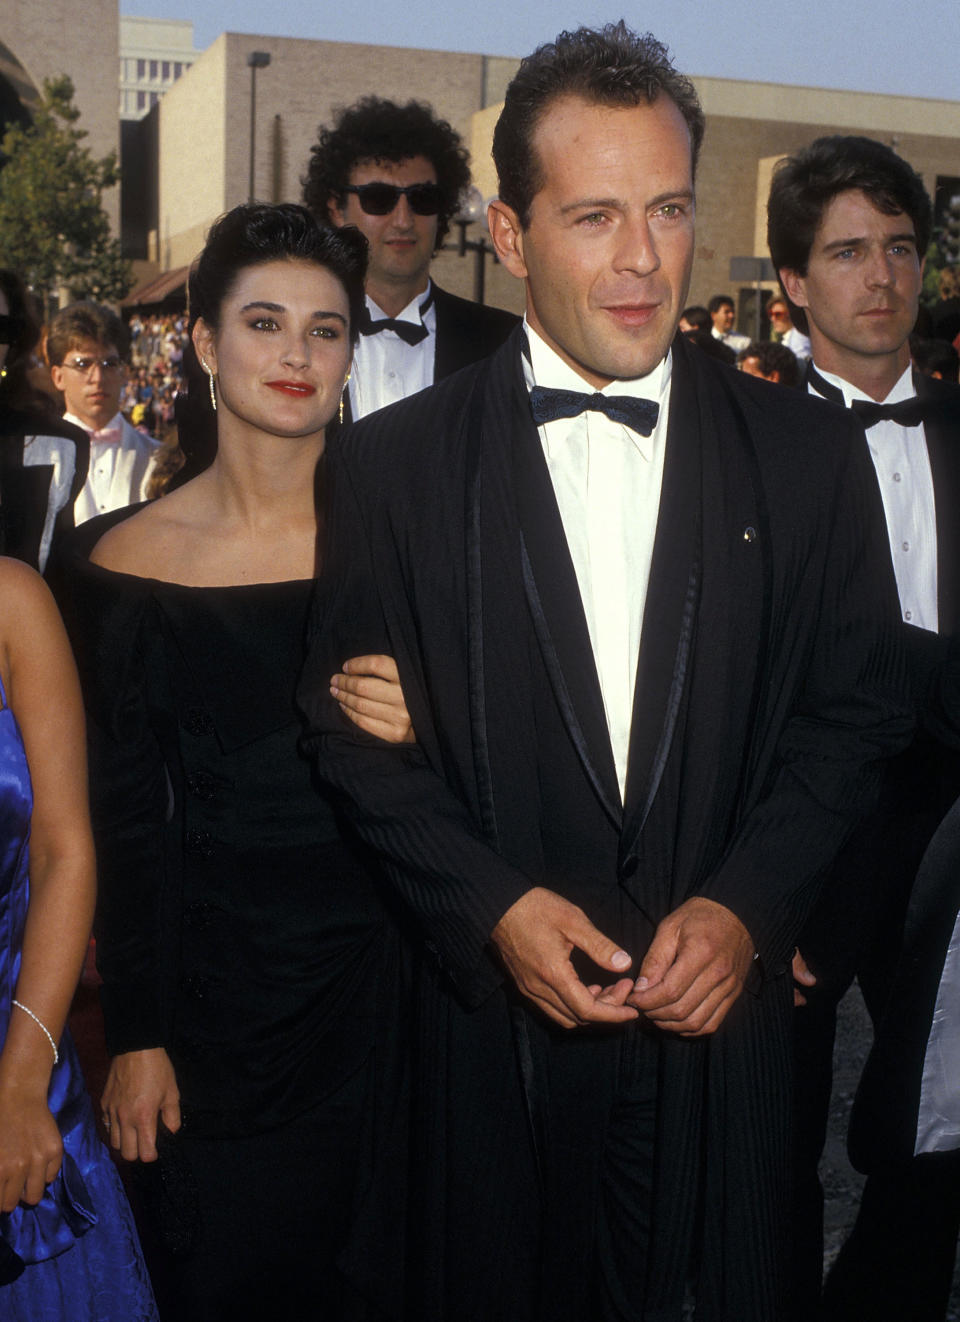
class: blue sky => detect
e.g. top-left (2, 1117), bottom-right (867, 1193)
top-left (120, 1), bottom-right (960, 102)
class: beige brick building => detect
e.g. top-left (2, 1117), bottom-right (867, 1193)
top-left (2, 0), bottom-right (120, 231)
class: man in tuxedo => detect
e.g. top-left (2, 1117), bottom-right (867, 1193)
top-left (768, 134), bottom-right (960, 1320)
top-left (302, 96), bottom-right (517, 422)
top-left (47, 302), bottom-right (158, 523)
top-left (300, 27), bottom-right (910, 1321)
top-left (708, 293), bottom-right (750, 352)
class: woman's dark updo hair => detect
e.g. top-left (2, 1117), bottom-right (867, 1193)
top-left (188, 202), bottom-right (368, 345)
top-left (0, 269), bottom-right (41, 411)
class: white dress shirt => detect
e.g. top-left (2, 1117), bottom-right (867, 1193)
top-left (524, 321), bottom-right (671, 800)
top-left (712, 326), bottom-right (750, 354)
top-left (807, 363), bottom-right (938, 632)
top-left (66, 411), bottom-right (158, 523)
top-left (781, 326), bottom-right (811, 362)
top-left (348, 283), bottom-right (437, 420)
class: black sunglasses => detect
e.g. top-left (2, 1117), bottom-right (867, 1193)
top-left (343, 182), bottom-right (443, 217)
top-left (0, 314), bottom-right (23, 346)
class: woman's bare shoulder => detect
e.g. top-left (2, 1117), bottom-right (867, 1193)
top-left (91, 484), bottom-right (206, 577)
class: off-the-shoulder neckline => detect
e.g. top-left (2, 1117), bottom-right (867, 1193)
top-left (74, 553), bottom-right (313, 593)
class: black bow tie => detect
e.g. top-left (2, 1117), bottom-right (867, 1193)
top-left (529, 385), bottom-right (659, 436)
top-left (851, 397), bottom-right (928, 429)
top-left (359, 288), bottom-right (433, 346)
top-left (358, 311), bottom-right (429, 346)
top-left (806, 363), bottom-right (928, 429)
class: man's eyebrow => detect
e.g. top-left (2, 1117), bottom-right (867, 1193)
top-left (821, 231), bottom-right (916, 253)
top-left (559, 189), bottom-right (694, 216)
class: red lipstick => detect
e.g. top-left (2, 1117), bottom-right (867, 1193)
top-left (265, 380), bottom-right (316, 397)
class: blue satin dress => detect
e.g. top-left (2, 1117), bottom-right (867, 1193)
top-left (0, 684), bottom-right (158, 1318)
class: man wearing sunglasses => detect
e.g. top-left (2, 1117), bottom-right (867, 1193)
top-left (47, 302), bottom-right (159, 523)
top-left (303, 96), bottom-right (517, 422)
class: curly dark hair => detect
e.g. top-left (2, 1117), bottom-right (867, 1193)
top-left (493, 21), bottom-right (705, 229)
top-left (767, 136), bottom-right (932, 334)
top-left (302, 97), bottom-right (471, 249)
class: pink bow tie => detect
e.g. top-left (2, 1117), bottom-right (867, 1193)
top-left (90, 424), bottom-right (122, 445)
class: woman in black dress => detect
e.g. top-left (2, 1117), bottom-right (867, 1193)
top-left (62, 205), bottom-right (413, 1320)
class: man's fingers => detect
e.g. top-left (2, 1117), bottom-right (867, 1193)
top-left (633, 920), bottom-right (680, 993)
top-left (792, 948), bottom-right (817, 986)
top-left (565, 910), bottom-right (632, 976)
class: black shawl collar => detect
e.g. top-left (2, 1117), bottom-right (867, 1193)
top-left (462, 334), bottom-right (770, 914)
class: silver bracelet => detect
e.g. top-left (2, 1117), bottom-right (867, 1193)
top-left (11, 999), bottom-right (59, 1065)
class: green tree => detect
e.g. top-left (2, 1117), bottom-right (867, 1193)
top-left (0, 75), bottom-right (131, 307)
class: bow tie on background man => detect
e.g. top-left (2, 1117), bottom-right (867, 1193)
top-left (90, 423), bottom-right (123, 445)
top-left (358, 287), bottom-right (435, 347)
top-left (806, 363), bottom-right (930, 429)
top-left (358, 311), bottom-right (429, 347)
top-left (529, 385), bottom-right (660, 437)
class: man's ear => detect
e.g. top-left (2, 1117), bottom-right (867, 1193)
top-left (487, 199), bottom-right (528, 280)
top-left (49, 363), bottom-right (65, 393)
top-left (192, 318), bottom-right (217, 375)
top-left (779, 268), bottom-right (809, 312)
top-left (328, 195), bottom-right (346, 227)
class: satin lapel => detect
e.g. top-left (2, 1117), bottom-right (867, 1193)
top-left (620, 343), bottom-right (702, 853)
top-left (505, 361), bottom-right (622, 826)
top-left (917, 373), bottom-right (960, 634)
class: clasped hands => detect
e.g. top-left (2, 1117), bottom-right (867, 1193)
top-left (491, 886), bottom-right (755, 1036)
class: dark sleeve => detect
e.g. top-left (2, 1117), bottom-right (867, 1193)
top-left (699, 430), bottom-right (915, 971)
top-left (63, 558), bottom-right (170, 1055)
top-left (298, 445), bottom-right (533, 1007)
top-left (917, 631), bottom-right (960, 749)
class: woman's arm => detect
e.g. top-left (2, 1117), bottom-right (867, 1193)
top-left (0, 560), bottom-right (96, 1211)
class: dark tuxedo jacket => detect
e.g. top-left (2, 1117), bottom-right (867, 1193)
top-left (847, 378), bottom-right (960, 1169)
top-left (0, 407), bottom-right (89, 573)
top-left (299, 330), bottom-right (911, 1320)
top-left (796, 371), bottom-right (960, 1007)
top-left (338, 281), bottom-right (518, 427)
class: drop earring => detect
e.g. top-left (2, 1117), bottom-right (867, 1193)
top-left (200, 356), bottom-right (217, 412)
top-left (339, 372), bottom-right (351, 426)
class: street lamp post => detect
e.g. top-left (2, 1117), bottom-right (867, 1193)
top-left (247, 51), bottom-right (271, 203)
top-left (448, 186), bottom-right (494, 304)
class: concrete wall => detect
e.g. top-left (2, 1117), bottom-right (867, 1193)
top-left (3, 0), bottom-right (120, 230)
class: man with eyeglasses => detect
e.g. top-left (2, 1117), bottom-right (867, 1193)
top-left (303, 96), bottom-right (517, 422)
top-left (47, 302), bottom-right (159, 523)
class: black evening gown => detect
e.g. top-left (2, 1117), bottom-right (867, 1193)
top-left (60, 512), bottom-right (409, 1321)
